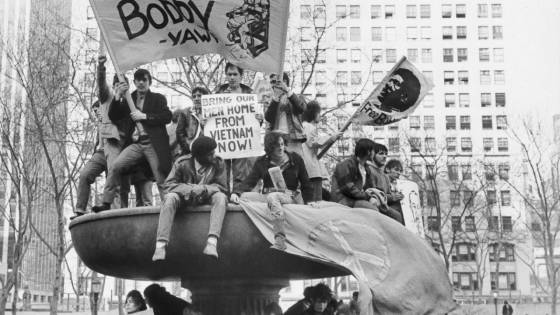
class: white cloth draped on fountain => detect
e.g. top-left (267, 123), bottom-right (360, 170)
top-left (238, 200), bottom-right (457, 315)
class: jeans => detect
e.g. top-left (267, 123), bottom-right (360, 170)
top-left (76, 151), bottom-right (106, 211)
top-left (103, 142), bottom-right (167, 204)
top-left (338, 196), bottom-right (403, 224)
top-left (156, 191), bottom-right (228, 242)
top-left (241, 191), bottom-right (303, 236)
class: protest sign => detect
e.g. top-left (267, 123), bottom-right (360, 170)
top-left (88, 0), bottom-right (290, 74)
top-left (353, 57), bottom-right (434, 126)
top-left (202, 94), bottom-right (263, 159)
top-left (397, 179), bottom-right (425, 238)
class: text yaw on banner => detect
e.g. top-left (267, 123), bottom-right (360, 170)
top-left (89, 0), bottom-right (290, 73)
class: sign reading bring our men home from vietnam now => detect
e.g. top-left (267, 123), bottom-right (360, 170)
top-left (202, 94), bottom-right (263, 159)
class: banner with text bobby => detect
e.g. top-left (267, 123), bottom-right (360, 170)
top-left (89, 0), bottom-right (290, 73)
top-left (353, 57), bottom-right (434, 126)
top-left (202, 94), bottom-right (263, 159)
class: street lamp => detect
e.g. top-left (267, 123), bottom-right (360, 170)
top-left (91, 278), bottom-right (101, 315)
top-left (493, 292), bottom-right (498, 315)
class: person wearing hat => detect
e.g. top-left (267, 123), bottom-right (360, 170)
top-left (152, 136), bottom-right (228, 261)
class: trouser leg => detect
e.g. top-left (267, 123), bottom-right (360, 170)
top-left (142, 143), bottom-right (167, 202)
top-left (155, 193), bottom-right (181, 243)
top-left (76, 151), bottom-right (106, 211)
top-left (207, 192), bottom-right (228, 238)
top-left (102, 143), bottom-right (144, 204)
top-left (266, 192), bottom-right (295, 236)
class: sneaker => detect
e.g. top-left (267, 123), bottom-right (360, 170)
top-left (91, 203), bottom-right (110, 213)
top-left (202, 242), bottom-right (218, 259)
top-left (152, 246), bottom-right (166, 261)
top-left (70, 209), bottom-right (86, 220)
top-left (271, 234), bottom-right (287, 251)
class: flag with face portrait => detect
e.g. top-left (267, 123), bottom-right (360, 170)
top-left (88, 0), bottom-right (290, 74)
top-left (353, 57), bottom-right (434, 126)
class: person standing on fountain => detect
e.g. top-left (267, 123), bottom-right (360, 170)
top-left (230, 131), bottom-right (313, 250)
top-left (152, 136), bottom-right (228, 260)
top-left (92, 69), bottom-right (172, 212)
top-left (176, 86), bottom-right (210, 155)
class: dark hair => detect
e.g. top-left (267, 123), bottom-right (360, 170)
top-left (225, 62), bottom-right (243, 75)
top-left (309, 283), bottom-right (332, 301)
top-left (112, 74), bottom-right (130, 86)
top-left (192, 86), bottom-right (210, 96)
top-left (303, 100), bottom-right (321, 123)
top-left (134, 69), bottom-right (152, 84)
top-left (91, 100), bottom-right (100, 109)
top-left (171, 110), bottom-right (181, 124)
top-left (354, 138), bottom-right (375, 159)
top-left (125, 290), bottom-right (147, 312)
top-left (385, 159), bottom-right (403, 172)
top-left (270, 72), bottom-right (290, 86)
top-left (303, 286), bottom-right (313, 300)
top-left (264, 131), bottom-right (287, 156)
top-left (144, 284), bottom-right (190, 315)
top-left (264, 302), bottom-right (283, 315)
top-left (352, 291), bottom-right (359, 298)
top-left (372, 142), bottom-right (388, 154)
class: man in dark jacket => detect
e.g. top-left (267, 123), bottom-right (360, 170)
top-left (176, 86), bottom-right (210, 155)
top-left (93, 69), bottom-right (172, 212)
top-left (152, 136), bottom-right (228, 260)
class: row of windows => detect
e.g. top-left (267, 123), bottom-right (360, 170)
top-left (428, 216), bottom-right (512, 232)
top-left (444, 70), bottom-right (505, 85)
top-left (408, 162), bottom-right (509, 183)
top-left (331, 4), bottom-right (503, 20)
top-left (453, 272), bottom-right (516, 291)
top-left (443, 48), bottom-right (503, 63)
top-left (451, 242), bottom-right (514, 262)
top-left (445, 115), bottom-right (507, 130)
top-left (409, 136), bottom-right (508, 153)
top-left (443, 92), bottom-right (506, 108)
top-left (362, 26), bottom-right (503, 42)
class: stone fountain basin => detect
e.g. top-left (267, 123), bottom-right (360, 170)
top-left (69, 205), bottom-right (350, 281)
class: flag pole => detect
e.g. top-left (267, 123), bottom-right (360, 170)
top-left (317, 56), bottom-right (408, 159)
top-left (89, 0), bottom-right (141, 127)
top-left (277, 0), bottom-right (290, 78)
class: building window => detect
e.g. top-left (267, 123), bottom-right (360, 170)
top-left (421, 49), bottom-right (432, 63)
top-left (496, 115), bottom-right (508, 129)
top-left (445, 94), bottom-right (456, 108)
top-left (457, 26), bottom-right (467, 39)
top-left (423, 92), bottom-right (434, 107)
top-left (423, 71), bottom-right (434, 83)
top-left (465, 216), bottom-right (475, 232)
top-left (502, 216), bottom-right (513, 232)
top-left (491, 272), bottom-right (517, 290)
top-left (456, 4), bottom-right (466, 18)
top-left (336, 5), bottom-right (347, 19)
top-left (481, 93), bottom-right (492, 107)
top-left (349, 5), bottom-right (360, 18)
top-left (446, 137), bottom-right (457, 152)
top-left (424, 116), bottom-right (435, 130)
top-left (451, 215), bottom-right (461, 231)
top-left (421, 26), bottom-right (432, 40)
top-left (487, 190), bottom-right (497, 204)
top-left (314, 5), bottom-right (326, 21)
top-left (371, 27), bottom-right (382, 41)
top-left (499, 163), bottom-right (510, 180)
top-left (445, 116), bottom-right (457, 130)
top-left (420, 4), bottom-right (431, 18)
top-left (351, 49), bottom-right (361, 63)
top-left (87, 6), bottom-right (95, 19)
top-left (501, 190), bottom-right (511, 206)
top-left (479, 48), bottom-right (490, 62)
top-left (460, 115), bottom-right (471, 130)
top-left (386, 27), bottom-right (396, 41)
top-left (407, 49), bottom-right (418, 62)
top-left (444, 71), bottom-right (455, 85)
top-left (315, 71), bottom-right (326, 87)
top-left (478, 4), bottom-right (488, 18)
top-left (480, 70), bottom-right (491, 85)
top-left (410, 137), bottom-right (421, 152)
top-left (385, 5), bottom-right (395, 18)
top-left (372, 49), bottom-right (383, 62)
top-left (407, 5), bottom-right (417, 18)
top-left (336, 27), bottom-right (347, 41)
top-left (482, 116), bottom-right (493, 130)
top-left (336, 71), bottom-right (348, 86)
top-left (386, 49), bottom-right (397, 63)
top-left (350, 27), bottom-right (361, 41)
top-left (494, 48), bottom-right (504, 62)
top-left (490, 243), bottom-right (515, 262)
top-left (425, 137), bottom-right (436, 153)
top-left (461, 137), bottom-right (472, 152)
top-left (458, 71), bottom-right (469, 85)
top-left (300, 5), bottom-right (312, 19)
top-left (459, 93), bottom-right (470, 107)
top-left (388, 138), bottom-right (399, 153)
top-left (372, 71), bottom-right (383, 83)
top-left (443, 48), bottom-right (454, 62)
top-left (462, 164), bottom-right (472, 180)
top-left (453, 243), bottom-right (476, 262)
top-left (448, 165), bottom-right (459, 181)
top-left (493, 26), bottom-right (503, 39)
top-left (457, 48), bottom-right (468, 62)
top-left (371, 5), bottom-right (381, 19)
top-left (478, 26), bottom-right (489, 40)
top-left (453, 273), bottom-right (479, 291)
top-left (407, 27), bottom-right (418, 40)
top-left (492, 4), bottom-right (503, 18)
top-left (498, 137), bottom-right (509, 152)
top-left (442, 26), bottom-right (453, 40)
top-left (337, 49), bottom-right (347, 63)
top-left (494, 70), bottom-right (505, 84)
top-left (351, 71), bottom-right (362, 85)
top-left (442, 4), bottom-right (452, 18)
top-left (409, 116), bottom-right (421, 130)
top-left (483, 137), bottom-right (494, 152)
top-left (428, 216), bottom-right (440, 231)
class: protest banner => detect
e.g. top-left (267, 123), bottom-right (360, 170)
top-left (88, 0), bottom-right (290, 74)
top-left (397, 179), bottom-right (425, 238)
top-left (202, 94), bottom-right (263, 159)
top-left (317, 57), bottom-right (434, 158)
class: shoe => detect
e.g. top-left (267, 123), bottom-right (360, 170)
top-left (271, 234), bottom-right (287, 251)
top-left (91, 203), bottom-right (110, 213)
top-left (202, 242), bottom-right (218, 259)
top-left (152, 246), bottom-right (166, 261)
top-left (70, 210), bottom-right (86, 220)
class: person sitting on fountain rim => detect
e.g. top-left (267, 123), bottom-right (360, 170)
top-left (152, 136), bottom-right (228, 261)
top-left (230, 131), bottom-right (313, 250)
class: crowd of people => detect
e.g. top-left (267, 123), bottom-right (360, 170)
top-left (122, 283), bottom-right (359, 315)
top-left (73, 56), bottom-right (408, 260)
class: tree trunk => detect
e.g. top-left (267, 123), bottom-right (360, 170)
top-left (0, 292), bottom-right (10, 315)
top-left (551, 283), bottom-right (557, 315)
